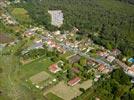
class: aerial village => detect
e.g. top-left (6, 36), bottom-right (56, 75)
top-left (0, 0), bottom-right (134, 100)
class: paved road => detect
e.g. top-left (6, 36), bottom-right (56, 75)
top-left (60, 43), bottom-right (111, 67)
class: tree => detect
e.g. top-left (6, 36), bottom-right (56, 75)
top-left (79, 88), bottom-right (86, 93)
top-left (111, 69), bottom-right (130, 85)
top-left (79, 57), bottom-right (87, 66)
top-left (66, 69), bottom-right (74, 79)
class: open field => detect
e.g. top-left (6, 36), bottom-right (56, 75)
top-left (11, 8), bottom-right (31, 23)
top-left (43, 81), bottom-right (82, 100)
top-left (74, 80), bottom-right (93, 90)
top-left (0, 55), bottom-right (45, 100)
top-left (0, 33), bottom-right (14, 43)
top-left (30, 71), bottom-right (50, 85)
top-left (21, 56), bottom-right (54, 79)
top-left (45, 92), bottom-right (63, 100)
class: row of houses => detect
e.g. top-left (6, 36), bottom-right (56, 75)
top-left (46, 39), bottom-right (66, 54)
top-left (97, 64), bottom-right (112, 74)
top-left (0, 13), bottom-right (17, 25)
top-left (97, 50), bottom-right (117, 63)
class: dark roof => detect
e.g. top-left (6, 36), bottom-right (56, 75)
top-left (69, 54), bottom-right (81, 64)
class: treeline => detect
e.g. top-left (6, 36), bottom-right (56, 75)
top-left (11, 0), bottom-right (134, 57)
top-left (117, 0), bottom-right (134, 4)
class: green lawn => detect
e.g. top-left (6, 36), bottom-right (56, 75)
top-left (45, 92), bottom-right (63, 100)
top-left (11, 8), bottom-right (31, 24)
top-left (0, 55), bottom-right (45, 100)
top-left (20, 56), bottom-right (54, 79)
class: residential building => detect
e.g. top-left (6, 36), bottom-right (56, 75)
top-left (107, 56), bottom-right (115, 63)
top-left (97, 64), bottom-right (110, 74)
top-left (48, 10), bottom-right (64, 27)
top-left (24, 29), bottom-right (36, 37)
top-left (49, 64), bottom-right (61, 73)
top-left (97, 51), bottom-right (109, 58)
top-left (72, 67), bottom-right (80, 73)
top-left (111, 49), bottom-right (121, 56)
top-left (68, 54), bottom-right (81, 64)
top-left (68, 77), bottom-right (81, 86)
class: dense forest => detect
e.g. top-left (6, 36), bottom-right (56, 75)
top-left (10, 0), bottom-right (134, 57)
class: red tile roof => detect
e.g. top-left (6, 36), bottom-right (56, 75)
top-left (68, 77), bottom-right (81, 86)
top-left (98, 64), bottom-right (105, 72)
top-left (49, 64), bottom-right (61, 73)
top-left (129, 67), bottom-right (134, 72)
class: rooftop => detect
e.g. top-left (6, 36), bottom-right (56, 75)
top-left (68, 77), bottom-right (81, 86)
top-left (68, 54), bottom-right (81, 64)
top-left (48, 10), bottom-right (64, 27)
top-left (49, 64), bottom-right (61, 73)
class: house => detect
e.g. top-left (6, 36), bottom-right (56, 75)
top-left (112, 49), bottom-right (121, 56)
top-left (107, 56), bottom-right (115, 63)
top-left (47, 40), bottom-right (56, 48)
top-left (68, 77), bottom-right (81, 86)
top-left (97, 64), bottom-right (110, 74)
top-left (68, 54), bottom-right (81, 64)
top-left (53, 30), bottom-right (60, 35)
top-left (94, 78), bottom-right (99, 82)
top-left (126, 67), bottom-right (134, 77)
top-left (95, 97), bottom-right (100, 100)
top-left (87, 59), bottom-right (96, 66)
top-left (131, 78), bottom-right (134, 83)
top-left (57, 47), bottom-right (66, 54)
top-left (97, 51), bottom-right (109, 58)
top-left (72, 67), bottom-right (80, 73)
top-left (34, 39), bottom-right (42, 43)
top-left (24, 29), bottom-right (36, 37)
top-left (49, 64), bottom-right (61, 73)
top-left (30, 42), bottom-right (44, 49)
top-left (97, 64), bottom-right (105, 72)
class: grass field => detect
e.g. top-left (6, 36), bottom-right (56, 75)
top-left (43, 81), bottom-right (81, 100)
top-left (45, 92), bottom-right (63, 100)
top-left (20, 56), bottom-right (54, 79)
top-left (74, 80), bottom-right (93, 90)
top-left (0, 55), bottom-right (52, 100)
top-left (11, 8), bottom-right (31, 24)
top-left (0, 55), bottom-right (42, 100)
top-left (30, 71), bottom-right (50, 84)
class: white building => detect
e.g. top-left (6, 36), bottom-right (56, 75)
top-left (107, 56), bottom-right (115, 63)
top-left (48, 10), bottom-right (64, 27)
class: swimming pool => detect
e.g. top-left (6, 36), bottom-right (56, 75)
top-left (128, 58), bottom-right (134, 63)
